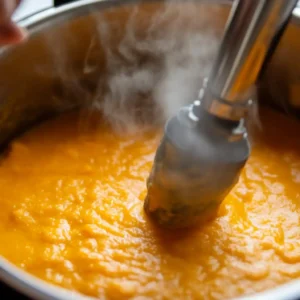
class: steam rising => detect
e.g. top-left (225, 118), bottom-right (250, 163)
top-left (72, 1), bottom-right (222, 134)
top-left (46, 1), bottom-right (259, 136)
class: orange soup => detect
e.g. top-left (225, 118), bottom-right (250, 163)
top-left (0, 108), bottom-right (299, 299)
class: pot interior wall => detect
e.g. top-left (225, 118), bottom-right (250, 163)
top-left (0, 0), bottom-right (298, 149)
top-left (0, 0), bottom-right (228, 148)
top-left (259, 21), bottom-right (300, 116)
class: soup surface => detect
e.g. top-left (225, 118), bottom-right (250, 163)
top-left (0, 109), bottom-right (299, 299)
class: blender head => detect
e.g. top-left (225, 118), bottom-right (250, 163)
top-left (144, 102), bottom-right (249, 229)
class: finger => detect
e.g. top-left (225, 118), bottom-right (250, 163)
top-left (0, 22), bottom-right (27, 45)
top-left (0, 1), bottom-right (26, 46)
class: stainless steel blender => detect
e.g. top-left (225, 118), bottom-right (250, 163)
top-left (144, 0), bottom-right (299, 229)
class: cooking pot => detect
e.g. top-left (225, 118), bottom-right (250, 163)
top-left (0, 0), bottom-right (300, 299)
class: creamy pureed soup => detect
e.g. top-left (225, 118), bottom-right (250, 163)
top-left (0, 108), bottom-right (299, 299)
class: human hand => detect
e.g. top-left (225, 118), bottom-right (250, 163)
top-left (0, 0), bottom-right (26, 45)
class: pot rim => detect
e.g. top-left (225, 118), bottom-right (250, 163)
top-left (14, 0), bottom-right (300, 29)
top-left (0, 0), bottom-right (299, 299)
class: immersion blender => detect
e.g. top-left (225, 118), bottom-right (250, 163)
top-left (144, 0), bottom-right (298, 229)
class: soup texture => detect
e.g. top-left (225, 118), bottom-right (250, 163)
top-left (0, 109), bottom-right (299, 299)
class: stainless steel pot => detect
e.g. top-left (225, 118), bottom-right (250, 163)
top-left (0, 1), bottom-right (300, 299)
